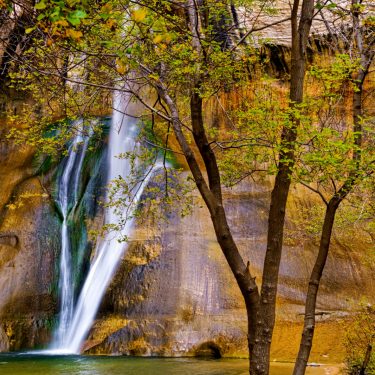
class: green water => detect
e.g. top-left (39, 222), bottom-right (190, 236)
top-left (0, 354), bottom-right (332, 375)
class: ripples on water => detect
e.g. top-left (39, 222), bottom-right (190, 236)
top-left (0, 354), bottom-right (330, 375)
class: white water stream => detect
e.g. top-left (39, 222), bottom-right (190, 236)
top-left (48, 91), bottom-right (155, 354)
top-left (53, 121), bottom-right (91, 349)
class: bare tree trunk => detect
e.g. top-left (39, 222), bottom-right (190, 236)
top-left (292, 199), bottom-right (340, 375)
top-left (250, 1), bottom-right (314, 374)
top-left (190, 89), bottom-right (261, 359)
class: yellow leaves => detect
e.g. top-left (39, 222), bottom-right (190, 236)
top-left (45, 25), bottom-right (83, 41)
top-left (100, 3), bottom-right (112, 14)
top-left (25, 27), bottom-right (36, 34)
top-left (148, 73), bottom-right (160, 81)
top-left (153, 34), bottom-right (163, 44)
top-left (172, 44), bottom-right (183, 53)
top-left (106, 18), bottom-right (117, 30)
top-left (65, 28), bottom-right (83, 40)
top-left (117, 64), bottom-right (126, 75)
top-left (363, 16), bottom-right (375, 27)
top-left (116, 59), bottom-right (127, 75)
top-left (55, 19), bottom-right (69, 27)
top-left (131, 8), bottom-right (147, 22)
top-left (153, 32), bottom-right (173, 46)
top-left (164, 33), bottom-right (172, 44)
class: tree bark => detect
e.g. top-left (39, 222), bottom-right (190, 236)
top-left (157, 81), bottom-right (261, 369)
top-left (250, 1), bottom-right (314, 374)
top-left (292, 199), bottom-right (340, 375)
top-left (158, 1), bottom-right (315, 373)
top-left (190, 88), bottom-right (261, 360)
top-left (183, 6), bottom-right (262, 368)
top-left (293, 3), bottom-right (374, 372)
top-left (292, 90), bottom-right (368, 374)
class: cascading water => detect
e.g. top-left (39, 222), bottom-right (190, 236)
top-left (49, 91), bottom-right (156, 354)
top-left (52, 121), bottom-right (91, 349)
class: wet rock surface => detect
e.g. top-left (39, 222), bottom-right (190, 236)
top-left (87, 178), bottom-right (374, 362)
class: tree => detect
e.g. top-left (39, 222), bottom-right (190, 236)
top-left (292, 2), bottom-right (375, 373)
top-left (103, 1), bottom-right (314, 373)
top-left (1, 1), bottom-right (320, 374)
top-left (250, 0), bottom-right (314, 372)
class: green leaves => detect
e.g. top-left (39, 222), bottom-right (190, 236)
top-left (7, 0), bottom-right (374, 210)
top-left (67, 9), bottom-right (87, 25)
top-left (25, 27), bottom-right (36, 34)
top-left (309, 54), bottom-right (359, 99)
top-left (35, 0), bottom-right (47, 10)
top-left (33, 0), bottom-right (88, 33)
top-left (315, 0), bottom-right (337, 11)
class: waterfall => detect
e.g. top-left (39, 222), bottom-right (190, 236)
top-left (52, 121), bottom-right (91, 349)
top-left (48, 91), bottom-right (156, 354)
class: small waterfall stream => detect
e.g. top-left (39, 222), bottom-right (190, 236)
top-left (53, 121), bottom-right (91, 349)
top-left (49, 92), bottom-right (155, 354)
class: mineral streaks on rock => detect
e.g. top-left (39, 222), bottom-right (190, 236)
top-left (87, 179), bottom-right (374, 362)
top-left (0, 325), bottom-right (9, 352)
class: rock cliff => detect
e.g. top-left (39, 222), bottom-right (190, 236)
top-left (0, 121), bottom-right (374, 361)
top-left (0, 122), bottom-right (60, 350)
top-left (86, 178), bottom-right (374, 363)
top-left (0, 0), bottom-right (373, 364)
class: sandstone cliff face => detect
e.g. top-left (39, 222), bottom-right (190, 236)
top-left (86, 177), bottom-right (374, 363)
top-left (0, 125), bottom-right (373, 361)
top-left (0, 124), bottom-right (60, 351)
top-left (0, 0), bottom-right (373, 362)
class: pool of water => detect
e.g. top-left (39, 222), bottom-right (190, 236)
top-left (0, 354), bottom-right (335, 375)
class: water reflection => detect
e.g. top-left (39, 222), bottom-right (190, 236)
top-left (0, 355), bottom-right (334, 375)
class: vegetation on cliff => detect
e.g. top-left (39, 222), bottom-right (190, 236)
top-left (0, 0), bottom-right (374, 374)
top-left (344, 304), bottom-right (374, 375)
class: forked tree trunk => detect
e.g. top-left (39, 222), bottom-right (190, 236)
top-left (182, 2), bottom-right (315, 373)
top-left (158, 1), bottom-right (313, 373)
top-left (250, 1), bottom-right (314, 374)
